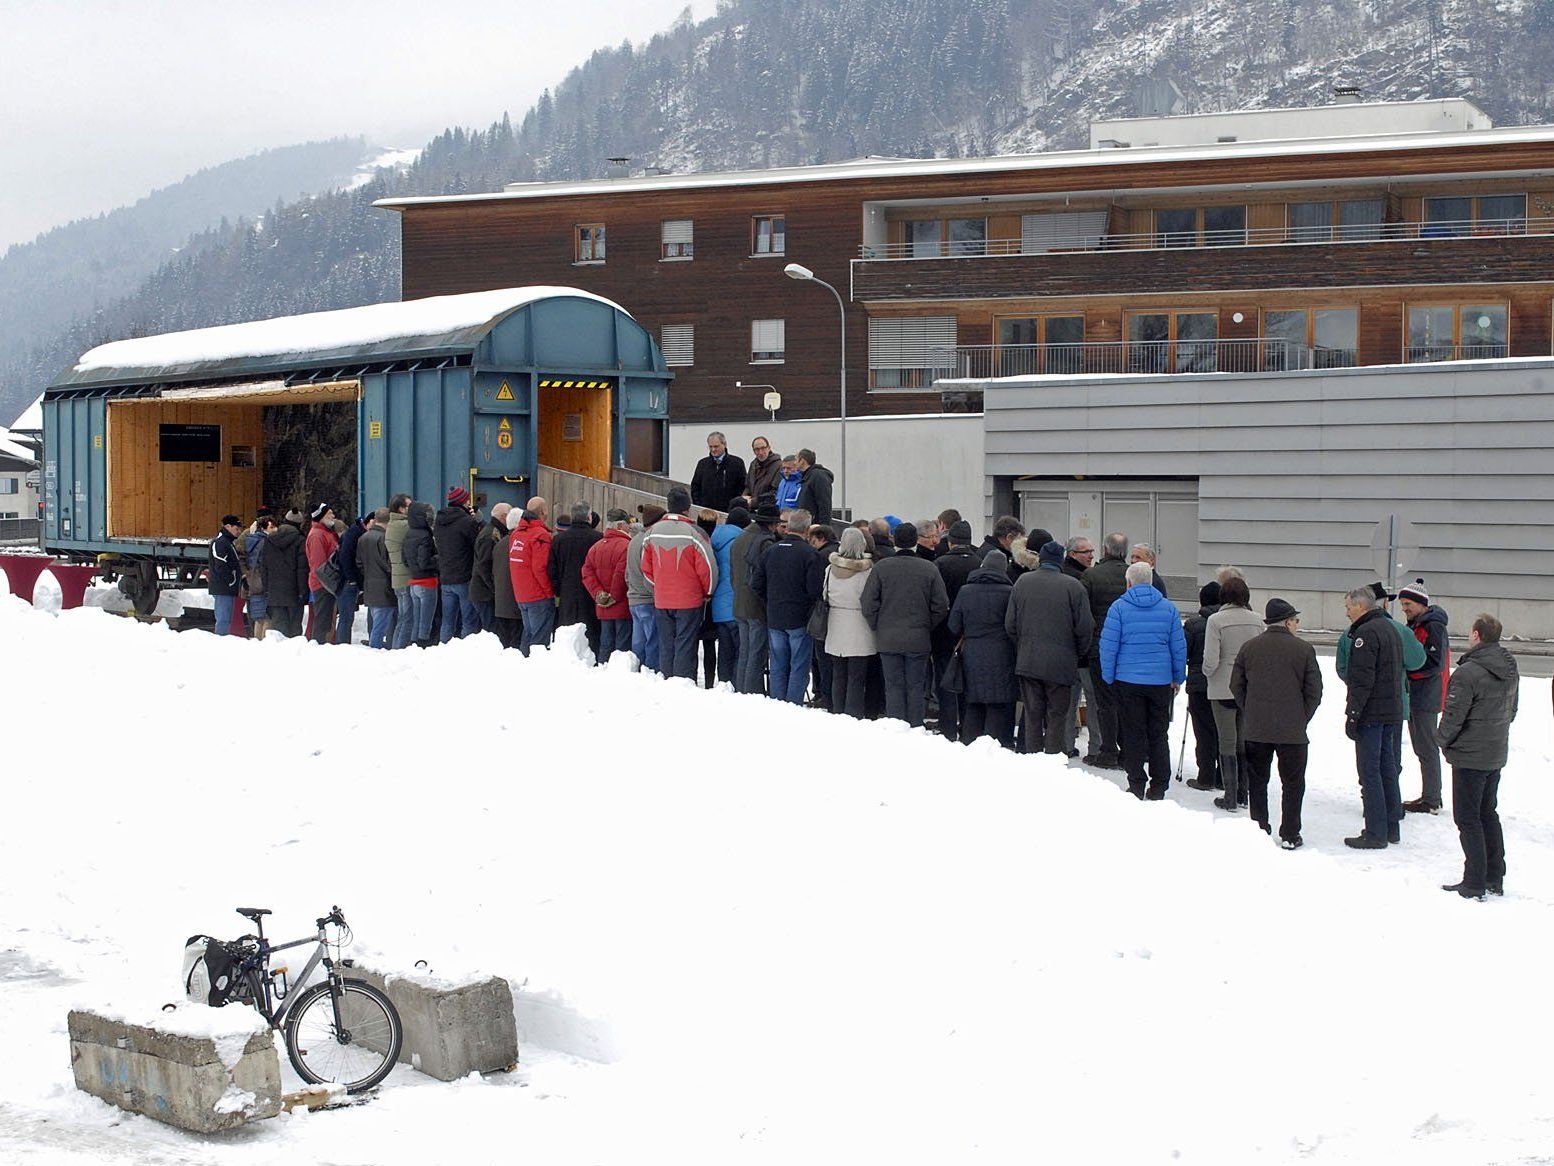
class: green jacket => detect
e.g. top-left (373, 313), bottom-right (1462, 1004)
top-left (384, 511), bottom-right (411, 591)
top-left (1337, 611), bottom-right (1426, 716)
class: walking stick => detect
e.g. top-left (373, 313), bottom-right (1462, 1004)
top-left (1173, 695), bottom-right (1190, 782)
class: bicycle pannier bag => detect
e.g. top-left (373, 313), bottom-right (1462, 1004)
top-left (183, 935), bottom-right (240, 1006)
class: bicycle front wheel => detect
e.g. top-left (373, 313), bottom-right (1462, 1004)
top-left (283, 979), bottom-right (403, 1093)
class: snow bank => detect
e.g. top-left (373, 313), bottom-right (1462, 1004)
top-left (2, 596), bottom-right (1552, 1164)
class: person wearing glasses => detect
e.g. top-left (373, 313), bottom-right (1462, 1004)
top-left (747, 437), bottom-right (783, 503)
top-left (1230, 599), bottom-right (1323, 850)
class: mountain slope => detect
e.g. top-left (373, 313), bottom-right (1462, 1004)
top-left (9, 0), bottom-right (1554, 424)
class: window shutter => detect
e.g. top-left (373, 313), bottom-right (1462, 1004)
top-left (661, 219), bottom-right (693, 245)
top-left (1021, 210), bottom-right (1107, 253)
top-left (752, 319), bottom-right (785, 356)
top-left (868, 316), bottom-right (957, 369)
top-left (661, 324), bottom-right (694, 367)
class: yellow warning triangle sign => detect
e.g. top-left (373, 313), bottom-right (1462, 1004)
top-left (495, 382), bottom-right (514, 401)
top-left (498, 417), bottom-right (512, 431)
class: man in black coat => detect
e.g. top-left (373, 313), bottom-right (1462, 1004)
top-left (862, 522), bottom-right (949, 727)
top-left (1437, 614), bottom-right (1521, 898)
top-left (749, 510), bottom-right (823, 704)
top-left (468, 503), bottom-right (511, 633)
top-left (1080, 532), bottom-right (1131, 768)
top-left (1182, 581), bottom-right (1223, 790)
top-left (548, 500), bottom-right (604, 655)
top-left (1398, 580), bottom-right (1450, 814)
top-left (1231, 599), bottom-right (1323, 849)
top-left (334, 514), bottom-right (369, 646)
top-left (259, 519), bottom-right (309, 638)
top-left (1006, 541), bottom-right (1094, 754)
top-left (794, 448), bottom-right (834, 523)
top-left (355, 508), bottom-right (396, 648)
top-left (1342, 585), bottom-right (1406, 849)
top-left (976, 515), bottom-right (1026, 563)
top-left (690, 431), bottom-right (747, 512)
top-left (207, 515), bottom-right (246, 636)
top-left (932, 521), bottom-right (981, 740)
top-left (434, 486), bottom-right (483, 641)
top-left (1059, 535), bottom-right (1097, 755)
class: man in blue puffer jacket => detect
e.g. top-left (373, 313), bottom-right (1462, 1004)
top-left (708, 508), bottom-right (748, 685)
top-left (1100, 561), bottom-right (1188, 799)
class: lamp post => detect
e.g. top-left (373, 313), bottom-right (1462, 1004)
top-left (783, 262), bottom-right (847, 520)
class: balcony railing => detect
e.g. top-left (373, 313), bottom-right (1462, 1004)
top-left (1403, 342), bottom-right (1510, 363)
top-left (857, 217), bottom-right (1536, 261)
top-left (889, 340), bottom-right (1352, 384)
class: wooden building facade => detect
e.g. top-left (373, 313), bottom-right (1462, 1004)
top-left (378, 101), bottom-right (1554, 424)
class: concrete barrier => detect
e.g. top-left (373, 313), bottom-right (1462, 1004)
top-left (355, 966), bottom-right (518, 1081)
top-left (68, 1007), bottom-right (282, 1133)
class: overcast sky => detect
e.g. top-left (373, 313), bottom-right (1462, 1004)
top-left (0, 0), bottom-right (703, 250)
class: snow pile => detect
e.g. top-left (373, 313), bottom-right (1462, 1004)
top-left (1, 595), bottom-right (1552, 1163)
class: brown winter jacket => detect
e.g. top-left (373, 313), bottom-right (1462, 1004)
top-left (1230, 625), bottom-right (1324, 745)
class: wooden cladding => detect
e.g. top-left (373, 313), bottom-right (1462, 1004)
top-left (108, 400), bottom-right (263, 539)
top-left (853, 234), bottom-right (1554, 302)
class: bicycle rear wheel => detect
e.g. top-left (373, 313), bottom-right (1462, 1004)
top-left (283, 978), bottom-right (403, 1093)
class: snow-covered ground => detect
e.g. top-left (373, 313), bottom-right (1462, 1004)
top-left (2, 596), bottom-right (1552, 1164)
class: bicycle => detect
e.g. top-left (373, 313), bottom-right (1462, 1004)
top-left (223, 905), bottom-right (403, 1094)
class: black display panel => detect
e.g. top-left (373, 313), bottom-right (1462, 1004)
top-left (159, 424), bottom-right (222, 462)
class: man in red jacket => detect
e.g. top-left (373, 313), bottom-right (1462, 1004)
top-left (641, 486), bottom-right (718, 679)
top-left (582, 508), bottom-right (633, 664)
top-left (508, 496), bottom-right (554, 656)
top-left (305, 502), bottom-right (340, 645)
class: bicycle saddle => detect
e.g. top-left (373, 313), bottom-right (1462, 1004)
top-left (235, 907), bottom-right (272, 920)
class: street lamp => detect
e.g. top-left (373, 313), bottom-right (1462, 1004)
top-left (783, 262), bottom-right (847, 519)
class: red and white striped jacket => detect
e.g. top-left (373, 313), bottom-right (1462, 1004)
top-left (639, 514), bottom-right (717, 610)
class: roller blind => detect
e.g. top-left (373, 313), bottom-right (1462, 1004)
top-left (1021, 210), bottom-right (1108, 253)
top-left (751, 319), bottom-right (785, 357)
top-left (868, 316), bottom-right (956, 369)
top-left (661, 324), bottom-right (694, 367)
top-left (661, 219), bottom-right (694, 244)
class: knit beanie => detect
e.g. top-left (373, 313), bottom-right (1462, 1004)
top-left (1038, 540), bottom-right (1065, 567)
top-left (447, 485), bottom-right (470, 507)
top-left (1199, 580), bottom-right (1223, 607)
top-left (1397, 580), bottom-right (1430, 606)
top-left (981, 549), bottom-right (1010, 576)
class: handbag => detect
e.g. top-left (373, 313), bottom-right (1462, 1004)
top-left (940, 636), bottom-right (967, 694)
top-left (806, 572), bottom-right (831, 640)
top-left (316, 549), bottom-right (343, 596)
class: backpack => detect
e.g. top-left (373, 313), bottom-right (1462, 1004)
top-left (316, 548), bottom-right (343, 596)
top-left (183, 935), bottom-right (242, 1006)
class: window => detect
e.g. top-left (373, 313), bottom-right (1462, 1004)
top-left (1338, 199), bottom-right (1385, 240)
top-left (1154, 207), bottom-right (1245, 247)
top-left (1020, 210), bottom-right (1108, 254)
top-left (946, 217), bottom-right (987, 256)
top-left (1262, 308), bottom-right (1358, 369)
top-left (1287, 199), bottom-right (1385, 243)
top-left (905, 220), bottom-right (942, 258)
top-left (1126, 311), bottom-right (1218, 372)
top-left (1424, 194), bottom-right (1526, 237)
top-left (660, 324), bottom-right (694, 367)
top-left (0, 477), bottom-right (18, 495)
top-left (995, 315), bottom-right (1085, 375)
top-left (660, 219), bottom-right (693, 260)
top-left (1406, 304), bottom-right (1508, 362)
top-left (752, 214), bottom-right (785, 255)
top-left (575, 223), bottom-right (606, 263)
top-left (1288, 202), bottom-right (1334, 243)
top-left (868, 316), bottom-right (956, 388)
top-left (751, 319), bottom-right (785, 363)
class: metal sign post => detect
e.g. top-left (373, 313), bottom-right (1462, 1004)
top-left (1369, 513), bottom-right (1420, 594)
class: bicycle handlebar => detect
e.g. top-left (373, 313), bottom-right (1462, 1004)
top-left (315, 905), bottom-right (347, 930)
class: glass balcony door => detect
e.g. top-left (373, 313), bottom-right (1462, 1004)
top-left (1126, 311), bottom-right (1218, 372)
top-left (996, 315), bottom-right (1085, 375)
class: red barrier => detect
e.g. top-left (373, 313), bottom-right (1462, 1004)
top-left (0, 554), bottom-right (55, 605)
top-left (45, 563), bottom-right (100, 610)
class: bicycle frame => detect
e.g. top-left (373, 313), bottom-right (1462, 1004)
top-left (236, 924), bottom-right (343, 1030)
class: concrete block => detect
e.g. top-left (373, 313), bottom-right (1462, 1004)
top-left (68, 1008), bottom-right (282, 1133)
top-left (356, 966), bottom-right (518, 1081)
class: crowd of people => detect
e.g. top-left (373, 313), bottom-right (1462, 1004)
top-left (210, 433), bottom-right (1523, 900)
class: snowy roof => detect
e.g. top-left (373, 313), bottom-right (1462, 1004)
top-left (8, 393), bottom-right (42, 432)
top-left (50, 287), bottom-right (629, 391)
top-left (374, 121), bottom-right (1554, 209)
top-left (0, 425), bottom-right (36, 464)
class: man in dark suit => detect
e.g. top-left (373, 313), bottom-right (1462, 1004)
top-left (689, 431), bottom-right (746, 512)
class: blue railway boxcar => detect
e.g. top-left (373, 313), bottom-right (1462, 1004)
top-left (40, 287), bottom-right (671, 607)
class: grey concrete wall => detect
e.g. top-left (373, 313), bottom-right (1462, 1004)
top-left (976, 359), bottom-right (1554, 636)
top-left (355, 966), bottom-right (519, 1081)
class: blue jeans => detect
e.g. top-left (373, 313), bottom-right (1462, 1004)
top-left (767, 626), bottom-right (813, 704)
top-left (518, 600), bottom-right (556, 655)
top-left (1355, 722), bottom-right (1402, 841)
top-left (597, 618), bottom-right (633, 663)
top-left (393, 587), bottom-right (414, 649)
top-left (367, 606), bottom-right (397, 649)
top-left (212, 594), bottom-right (236, 636)
top-left (655, 606), bottom-right (704, 679)
top-left (629, 604), bottom-right (660, 672)
top-left (334, 582), bottom-right (360, 645)
top-left (410, 584), bottom-right (439, 643)
top-left (736, 617), bottom-right (768, 694)
top-left (880, 651), bottom-right (931, 726)
top-left (439, 582), bottom-right (480, 642)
